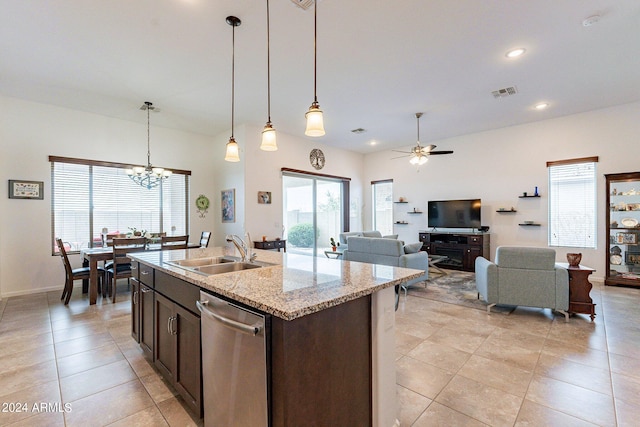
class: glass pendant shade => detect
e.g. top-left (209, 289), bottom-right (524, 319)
top-left (305, 102), bottom-right (325, 137)
top-left (260, 122), bottom-right (278, 151)
top-left (409, 154), bottom-right (428, 166)
top-left (225, 137), bottom-right (240, 162)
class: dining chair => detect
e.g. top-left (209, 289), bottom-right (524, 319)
top-left (106, 237), bottom-right (146, 303)
top-left (161, 235), bottom-right (189, 250)
top-left (200, 231), bottom-right (211, 248)
top-left (56, 238), bottom-right (104, 305)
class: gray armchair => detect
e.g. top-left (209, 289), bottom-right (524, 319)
top-left (475, 246), bottom-right (570, 320)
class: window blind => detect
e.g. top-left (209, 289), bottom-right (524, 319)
top-left (548, 160), bottom-right (597, 248)
top-left (51, 157), bottom-right (190, 254)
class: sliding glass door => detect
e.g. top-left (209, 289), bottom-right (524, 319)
top-left (283, 173), bottom-right (343, 257)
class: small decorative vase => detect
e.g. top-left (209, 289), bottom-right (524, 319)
top-left (332, 246), bottom-right (337, 252)
top-left (566, 253), bottom-right (582, 267)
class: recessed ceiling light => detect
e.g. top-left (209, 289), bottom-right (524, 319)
top-left (369, 140), bottom-right (377, 146)
top-left (505, 48), bottom-right (526, 58)
top-left (534, 102), bottom-right (549, 110)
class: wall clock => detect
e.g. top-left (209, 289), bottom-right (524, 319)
top-left (310, 148), bottom-right (325, 170)
top-left (195, 194), bottom-right (210, 218)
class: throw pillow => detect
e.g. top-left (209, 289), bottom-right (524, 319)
top-left (404, 242), bottom-right (423, 254)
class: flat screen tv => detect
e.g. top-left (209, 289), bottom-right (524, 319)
top-left (427, 199), bottom-right (481, 229)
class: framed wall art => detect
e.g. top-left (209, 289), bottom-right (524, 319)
top-left (8, 180), bottom-right (44, 199)
top-left (221, 189), bottom-right (235, 223)
top-left (258, 191), bottom-right (271, 204)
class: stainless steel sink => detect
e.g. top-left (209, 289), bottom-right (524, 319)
top-left (165, 256), bottom-right (275, 276)
top-left (193, 262), bottom-right (264, 275)
top-left (167, 256), bottom-right (236, 268)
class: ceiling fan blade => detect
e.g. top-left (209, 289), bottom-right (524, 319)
top-left (391, 155), bottom-right (410, 160)
top-left (428, 150), bottom-right (454, 155)
top-left (391, 149), bottom-right (412, 154)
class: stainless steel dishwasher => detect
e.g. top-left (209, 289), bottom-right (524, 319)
top-left (197, 291), bottom-right (269, 427)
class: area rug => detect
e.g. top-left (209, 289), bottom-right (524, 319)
top-left (407, 270), bottom-right (515, 314)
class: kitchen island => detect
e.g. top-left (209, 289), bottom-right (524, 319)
top-left (128, 246), bottom-right (423, 427)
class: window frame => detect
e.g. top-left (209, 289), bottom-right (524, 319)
top-left (547, 156), bottom-right (598, 249)
top-left (371, 179), bottom-right (393, 237)
top-left (49, 156), bottom-right (191, 255)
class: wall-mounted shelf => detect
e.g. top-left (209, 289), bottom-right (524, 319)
top-left (407, 211), bottom-right (423, 214)
top-left (393, 201), bottom-right (408, 204)
top-left (496, 209), bottom-right (517, 213)
top-left (394, 221), bottom-right (409, 225)
top-left (519, 195), bottom-right (541, 198)
top-left (518, 223), bottom-right (541, 226)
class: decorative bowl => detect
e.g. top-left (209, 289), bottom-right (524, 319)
top-left (566, 253), bottom-right (582, 267)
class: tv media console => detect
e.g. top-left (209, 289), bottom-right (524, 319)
top-left (418, 231), bottom-right (490, 272)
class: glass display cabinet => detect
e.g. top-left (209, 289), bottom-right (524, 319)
top-left (606, 172), bottom-right (640, 287)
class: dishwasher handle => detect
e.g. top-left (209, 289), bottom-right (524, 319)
top-left (196, 300), bottom-right (262, 336)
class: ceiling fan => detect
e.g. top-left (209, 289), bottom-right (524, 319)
top-left (392, 113), bottom-right (453, 165)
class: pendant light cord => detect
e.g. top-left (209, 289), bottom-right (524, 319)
top-left (146, 102), bottom-right (152, 166)
top-left (231, 23), bottom-right (236, 138)
top-left (313, 0), bottom-right (318, 103)
top-left (267, 0), bottom-right (272, 123)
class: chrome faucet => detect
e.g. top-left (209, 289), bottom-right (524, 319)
top-left (225, 234), bottom-right (257, 262)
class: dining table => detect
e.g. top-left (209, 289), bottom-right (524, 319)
top-left (81, 242), bottom-right (201, 305)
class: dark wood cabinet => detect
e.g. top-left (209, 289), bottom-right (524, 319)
top-left (419, 232), bottom-right (490, 272)
top-left (253, 239), bottom-right (286, 252)
top-left (153, 279), bottom-right (202, 417)
top-left (155, 293), bottom-right (175, 382)
top-left (131, 278), bottom-right (140, 343)
top-left (139, 282), bottom-right (154, 360)
top-left (605, 172), bottom-right (640, 287)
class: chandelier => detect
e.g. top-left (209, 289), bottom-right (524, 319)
top-left (126, 101), bottom-right (172, 189)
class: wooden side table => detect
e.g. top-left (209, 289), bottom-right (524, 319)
top-left (558, 263), bottom-right (596, 321)
top-left (253, 239), bottom-right (286, 252)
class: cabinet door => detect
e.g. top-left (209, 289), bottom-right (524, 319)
top-left (131, 278), bottom-right (140, 343)
top-left (174, 305), bottom-right (202, 417)
top-left (464, 247), bottom-right (482, 271)
top-left (140, 283), bottom-right (155, 360)
top-left (154, 293), bottom-right (176, 382)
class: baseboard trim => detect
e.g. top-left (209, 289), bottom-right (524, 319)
top-left (1, 284), bottom-right (62, 299)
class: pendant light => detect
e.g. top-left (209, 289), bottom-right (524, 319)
top-left (225, 16), bottom-right (241, 162)
top-left (260, 0), bottom-right (277, 151)
top-left (126, 101), bottom-right (172, 189)
top-left (304, 0), bottom-right (325, 137)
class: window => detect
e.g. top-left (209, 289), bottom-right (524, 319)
top-left (548, 157), bottom-right (598, 248)
top-left (372, 179), bottom-right (393, 236)
top-left (50, 156), bottom-right (190, 254)
top-left (281, 168), bottom-right (350, 257)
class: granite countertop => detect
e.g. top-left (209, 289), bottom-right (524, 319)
top-left (129, 246), bottom-right (423, 320)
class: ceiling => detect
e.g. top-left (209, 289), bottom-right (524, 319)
top-left (1, 0), bottom-right (639, 154)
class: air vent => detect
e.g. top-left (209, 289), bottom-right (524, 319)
top-left (290, 0), bottom-right (315, 10)
top-left (491, 86), bottom-right (518, 99)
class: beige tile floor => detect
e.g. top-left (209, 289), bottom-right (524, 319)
top-left (0, 278), bottom-right (639, 426)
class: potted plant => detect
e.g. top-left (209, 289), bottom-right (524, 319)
top-left (329, 237), bottom-right (340, 251)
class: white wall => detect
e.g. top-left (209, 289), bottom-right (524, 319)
top-left (364, 101), bottom-right (640, 278)
top-left (211, 123), bottom-right (365, 248)
top-left (0, 96), bottom-right (216, 297)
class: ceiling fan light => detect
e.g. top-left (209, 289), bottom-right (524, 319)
top-left (305, 103), bottom-right (325, 136)
top-left (418, 156), bottom-right (428, 166)
top-left (260, 122), bottom-right (278, 151)
top-left (225, 137), bottom-right (240, 162)
top-left (409, 155), bottom-right (420, 165)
